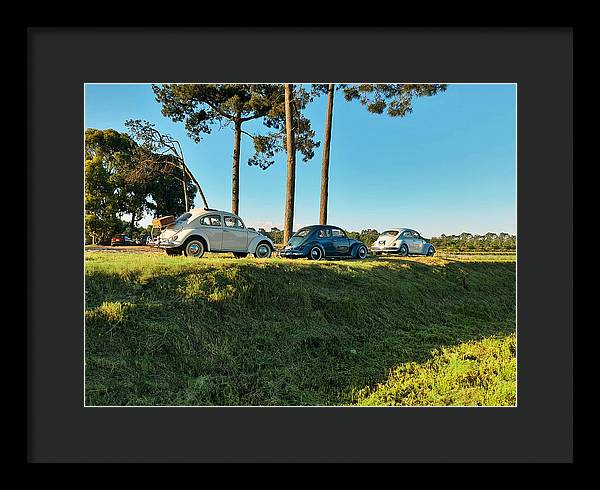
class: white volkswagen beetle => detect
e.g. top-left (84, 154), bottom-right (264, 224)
top-left (370, 228), bottom-right (435, 256)
top-left (153, 208), bottom-right (275, 259)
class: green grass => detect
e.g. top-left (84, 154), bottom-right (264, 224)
top-left (353, 334), bottom-right (516, 406)
top-left (85, 252), bottom-right (516, 406)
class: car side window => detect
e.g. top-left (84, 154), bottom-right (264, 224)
top-left (413, 231), bottom-right (421, 239)
top-left (224, 216), bottom-right (239, 228)
top-left (200, 215), bottom-right (221, 227)
top-left (402, 231), bottom-right (412, 238)
top-left (318, 228), bottom-right (331, 238)
top-left (331, 228), bottom-right (345, 238)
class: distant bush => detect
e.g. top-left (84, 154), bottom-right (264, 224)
top-left (258, 227), bottom-right (285, 246)
top-left (430, 233), bottom-right (516, 252)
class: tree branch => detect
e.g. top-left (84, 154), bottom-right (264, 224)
top-left (202, 99), bottom-right (234, 121)
top-left (240, 129), bottom-right (256, 140)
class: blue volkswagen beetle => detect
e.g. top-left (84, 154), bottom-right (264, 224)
top-left (280, 225), bottom-right (369, 260)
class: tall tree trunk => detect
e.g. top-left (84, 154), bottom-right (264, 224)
top-left (181, 165), bottom-right (189, 212)
top-left (283, 84), bottom-right (296, 244)
top-left (319, 83), bottom-right (335, 225)
top-left (130, 212), bottom-right (136, 236)
top-left (232, 117), bottom-right (242, 215)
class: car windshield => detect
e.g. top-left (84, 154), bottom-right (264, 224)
top-left (381, 230), bottom-right (399, 237)
top-left (288, 228), bottom-right (312, 246)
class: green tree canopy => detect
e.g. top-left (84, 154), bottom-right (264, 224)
top-left (248, 85), bottom-right (320, 170)
top-left (342, 84), bottom-right (447, 116)
top-left (85, 127), bottom-right (196, 244)
top-left (85, 129), bottom-right (137, 244)
top-left (124, 119), bottom-right (201, 212)
top-left (152, 84), bottom-right (320, 214)
top-left (152, 84), bottom-right (288, 215)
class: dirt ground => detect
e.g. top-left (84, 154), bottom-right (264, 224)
top-left (85, 245), bottom-right (166, 254)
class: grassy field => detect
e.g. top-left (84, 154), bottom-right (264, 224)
top-left (85, 251), bottom-right (516, 406)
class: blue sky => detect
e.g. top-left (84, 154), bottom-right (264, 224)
top-left (84, 83), bottom-right (516, 237)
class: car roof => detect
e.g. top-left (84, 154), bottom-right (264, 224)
top-left (300, 224), bottom-right (344, 229)
top-left (297, 224), bottom-right (344, 231)
top-left (189, 207), bottom-right (240, 218)
top-left (383, 228), bottom-right (417, 233)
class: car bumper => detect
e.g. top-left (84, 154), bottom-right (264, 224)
top-left (371, 246), bottom-right (401, 253)
top-left (279, 248), bottom-right (307, 258)
top-left (154, 238), bottom-right (182, 249)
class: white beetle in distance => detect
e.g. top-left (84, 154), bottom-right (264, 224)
top-left (370, 228), bottom-right (435, 257)
top-left (154, 208), bottom-right (275, 259)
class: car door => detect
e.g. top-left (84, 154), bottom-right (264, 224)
top-left (400, 230), bottom-right (415, 252)
top-left (222, 215), bottom-right (248, 251)
top-left (198, 214), bottom-right (223, 250)
top-left (317, 227), bottom-right (335, 256)
top-left (412, 231), bottom-right (425, 254)
top-left (406, 230), bottom-right (422, 253)
top-left (331, 227), bottom-right (350, 256)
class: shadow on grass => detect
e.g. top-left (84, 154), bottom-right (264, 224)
top-left (85, 255), bottom-right (516, 406)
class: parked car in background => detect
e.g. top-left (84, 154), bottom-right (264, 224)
top-left (370, 228), bottom-right (435, 256)
top-left (280, 225), bottom-right (369, 260)
top-left (135, 234), bottom-right (150, 245)
top-left (155, 208), bottom-right (275, 259)
top-left (110, 234), bottom-right (135, 246)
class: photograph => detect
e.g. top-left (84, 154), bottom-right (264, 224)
top-left (83, 82), bottom-right (517, 407)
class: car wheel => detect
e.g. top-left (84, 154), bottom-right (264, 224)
top-left (183, 239), bottom-right (205, 258)
top-left (254, 243), bottom-right (272, 259)
top-left (356, 245), bottom-right (368, 260)
top-left (399, 244), bottom-right (409, 257)
top-left (308, 246), bottom-right (324, 261)
top-left (426, 245), bottom-right (435, 257)
top-left (233, 252), bottom-right (248, 258)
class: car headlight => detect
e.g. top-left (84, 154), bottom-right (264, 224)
top-left (172, 235), bottom-right (179, 241)
top-left (392, 241), bottom-right (399, 247)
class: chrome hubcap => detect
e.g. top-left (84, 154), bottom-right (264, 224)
top-left (189, 243), bottom-right (201, 255)
top-left (359, 247), bottom-right (366, 258)
top-left (311, 248), bottom-right (321, 260)
top-left (257, 245), bottom-right (269, 257)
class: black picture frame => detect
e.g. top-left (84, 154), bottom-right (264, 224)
top-left (27, 27), bottom-right (573, 462)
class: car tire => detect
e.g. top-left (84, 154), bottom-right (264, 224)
top-left (426, 245), bottom-right (435, 257)
top-left (356, 245), bottom-right (368, 260)
top-left (399, 244), bottom-right (409, 257)
top-left (308, 246), bottom-right (324, 261)
top-left (233, 252), bottom-right (248, 258)
top-left (183, 239), bottom-right (205, 258)
top-left (254, 243), bottom-right (272, 259)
